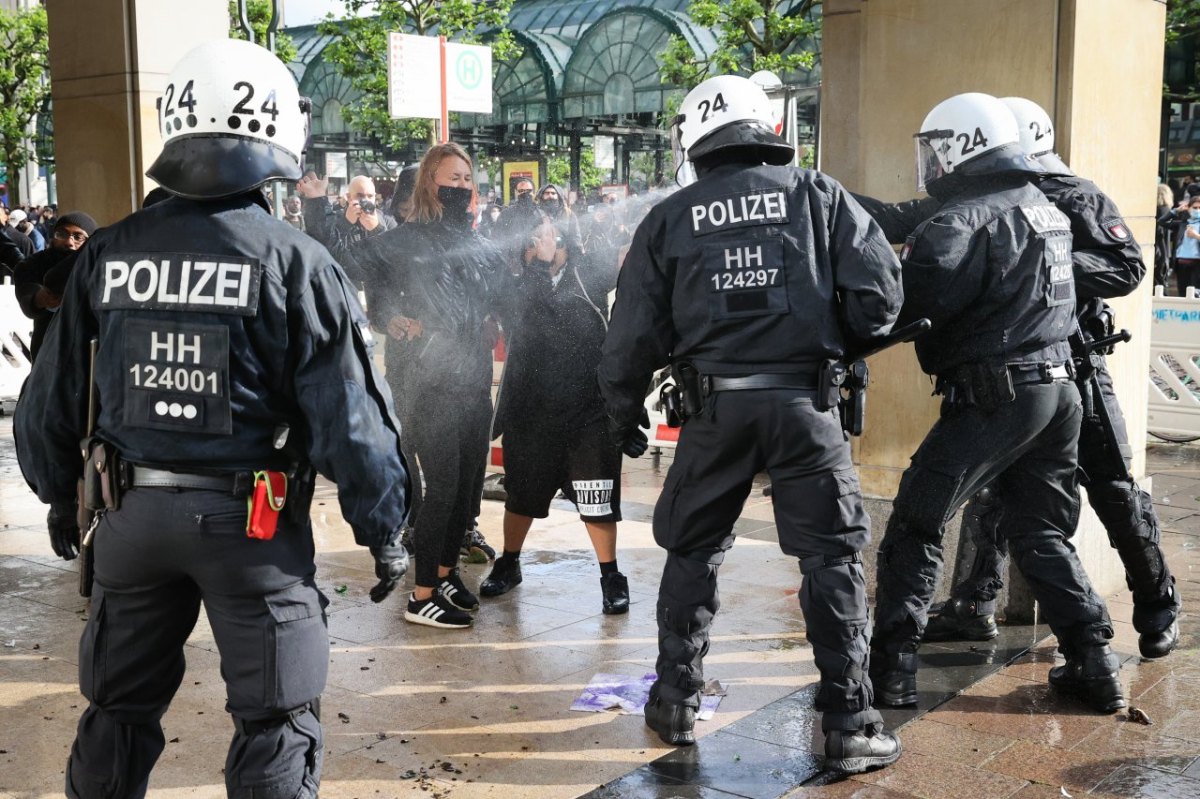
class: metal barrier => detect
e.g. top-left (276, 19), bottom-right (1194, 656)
top-left (0, 279), bottom-right (33, 409)
top-left (1148, 285), bottom-right (1200, 441)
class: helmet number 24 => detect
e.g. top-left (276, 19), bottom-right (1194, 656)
top-left (162, 80), bottom-right (197, 117)
top-left (233, 82), bottom-right (280, 121)
top-left (956, 127), bottom-right (989, 157)
top-left (697, 92), bottom-right (728, 123)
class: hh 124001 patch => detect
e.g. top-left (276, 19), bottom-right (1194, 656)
top-left (122, 318), bottom-right (232, 434)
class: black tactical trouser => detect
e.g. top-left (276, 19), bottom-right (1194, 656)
top-left (406, 379), bottom-right (491, 586)
top-left (67, 487), bottom-right (327, 799)
top-left (948, 362), bottom-right (1177, 630)
top-left (653, 389), bottom-right (882, 733)
top-left (873, 379), bottom-right (1113, 656)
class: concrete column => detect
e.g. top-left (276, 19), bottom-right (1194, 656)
top-left (822, 0), bottom-right (1165, 609)
top-left (45, 0), bottom-right (227, 224)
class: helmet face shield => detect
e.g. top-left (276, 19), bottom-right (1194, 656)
top-left (671, 114), bottom-right (696, 187)
top-left (915, 129), bottom-right (953, 193)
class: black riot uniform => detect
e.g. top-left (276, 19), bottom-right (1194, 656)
top-left (599, 162), bottom-right (904, 739)
top-left (858, 173), bottom-right (1180, 658)
top-left (15, 192), bottom-right (411, 798)
top-left (866, 157), bottom-right (1123, 712)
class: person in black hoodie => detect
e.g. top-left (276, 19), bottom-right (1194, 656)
top-left (480, 212), bottom-right (629, 613)
top-left (344, 142), bottom-right (504, 629)
top-left (534, 182), bottom-right (584, 262)
top-left (13, 211), bottom-right (98, 361)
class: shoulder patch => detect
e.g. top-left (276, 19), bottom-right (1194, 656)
top-left (1101, 218), bottom-right (1131, 242)
top-left (1020, 204), bottom-right (1071, 235)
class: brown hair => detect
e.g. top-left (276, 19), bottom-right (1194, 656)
top-left (411, 142), bottom-right (476, 225)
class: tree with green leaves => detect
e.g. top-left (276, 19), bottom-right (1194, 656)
top-left (1169, 0), bottom-right (1200, 42)
top-left (1166, 0), bottom-right (1200, 101)
top-left (318, 0), bottom-right (519, 153)
top-left (546, 146), bottom-right (609, 194)
top-left (0, 6), bottom-right (49, 205)
top-left (659, 0), bottom-right (821, 91)
top-left (229, 1), bottom-right (298, 64)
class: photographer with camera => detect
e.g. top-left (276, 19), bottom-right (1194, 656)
top-left (296, 173), bottom-right (395, 285)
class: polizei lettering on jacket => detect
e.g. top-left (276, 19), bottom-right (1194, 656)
top-left (1019, 204), bottom-right (1071, 235)
top-left (691, 189), bottom-right (788, 236)
top-left (97, 253), bottom-right (263, 316)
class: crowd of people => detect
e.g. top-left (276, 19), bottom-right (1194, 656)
top-left (7, 35), bottom-right (1183, 797)
top-left (288, 146), bottom-right (657, 628)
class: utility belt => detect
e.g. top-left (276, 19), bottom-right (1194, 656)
top-left (935, 360), bottom-right (1073, 412)
top-left (79, 440), bottom-right (308, 541)
top-left (662, 361), bottom-right (849, 427)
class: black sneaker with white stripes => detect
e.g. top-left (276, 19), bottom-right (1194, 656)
top-left (439, 568), bottom-right (479, 612)
top-left (404, 591), bottom-right (473, 629)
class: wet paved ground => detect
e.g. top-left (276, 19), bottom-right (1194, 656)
top-left (0, 416), bottom-right (1197, 798)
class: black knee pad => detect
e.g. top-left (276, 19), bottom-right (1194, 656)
top-left (893, 462), bottom-right (967, 538)
top-left (1088, 481), bottom-right (1154, 545)
top-left (228, 703), bottom-right (322, 799)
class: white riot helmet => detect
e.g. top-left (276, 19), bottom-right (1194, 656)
top-left (671, 75), bottom-right (793, 186)
top-left (914, 92), bottom-right (1028, 193)
top-left (999, 96), bottom-right (1072, 175)
top-left (147, 38), bottom-right (311, 200)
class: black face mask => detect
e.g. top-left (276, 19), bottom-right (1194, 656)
top-left (437, 185), bottom-right (474, 227)
top-left (516, 192), bottom-right (533, 206)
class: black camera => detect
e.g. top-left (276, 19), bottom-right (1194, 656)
top-left (358, 199), bottom-right (377, 214)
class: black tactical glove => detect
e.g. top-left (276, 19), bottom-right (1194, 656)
top-left (610, 408), bottom-right (651, 459)
top-left (47, 501), bottom-right (80, 561)
top-left (368, 538), bottom-right (410, 603)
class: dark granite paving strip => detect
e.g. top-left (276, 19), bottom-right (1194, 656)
top-left (579, 627), bottom-right (1049, 799)
top-left (1089, 763), bottom-right (1200, 797)
top-left (588, 769), bottom-right (761, 798)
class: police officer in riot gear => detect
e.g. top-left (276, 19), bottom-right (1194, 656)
top-left (599, 74), bottom-right (905, 773)
top-left (868, 93), bottom-right (1124, 714)
top-left (857, 96), bottom-right (1181, 660)
top-left (15, 39), bottom-right (411, 798)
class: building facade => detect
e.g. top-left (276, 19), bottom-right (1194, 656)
top-left (284, 0), bottom-right (820, 196)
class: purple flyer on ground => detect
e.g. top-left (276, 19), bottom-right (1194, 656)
top-left (570, 672), bottom-right (723, 720)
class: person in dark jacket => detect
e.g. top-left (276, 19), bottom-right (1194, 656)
top-left (14, 40), bottom-right (411, 798)
top-left (0, 205), bottom-right (35, 259)
top-left (295, 173), bottom-right (396, 281)
top-left (480, 211), bottom-right (629, 613)
top-left (599, 75), bottom-right (904, 772)
top-left (13, 211), bottom-right (98, 360)
top-left (534, 182), bottom-right (584, 261)
top-left (865, 92), bottom-right (1122, 716)
top-left (344, 141), bottom-right (503, 630)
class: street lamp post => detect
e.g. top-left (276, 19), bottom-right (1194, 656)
top-left (236, 0), bottom-right (285, 218)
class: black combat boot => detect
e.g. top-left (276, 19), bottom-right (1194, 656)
top-left (1048, 642), bottom-right (1125, 713)
top-left (869, 643), bottom-right (919, 708)
top-left (480, 555), bottom-right (522, 597)
top-left (643, 685), bottom-right (696, 746)
top-left (824, 722), bottom-right (903, 774)
top-left (600, 571), bottom-right (630, 615)
top-left (1133, 584), bottom-right (1181, 660)
top-left (923, 597), bottom-right (999, 642)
